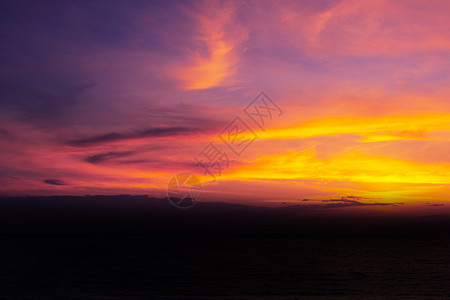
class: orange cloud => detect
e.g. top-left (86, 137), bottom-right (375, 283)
top-left (175, 0), bottom-right (248, 90)
top-left (257, 113), bottom-right (450, 143)
top-left (227, 149), bottom-right (450, 184)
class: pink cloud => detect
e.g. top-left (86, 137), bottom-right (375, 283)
top-left (172, 0), bottom-right (248, 90)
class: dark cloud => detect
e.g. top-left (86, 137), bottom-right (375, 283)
top-left (0, 128), bottom-right (10, 138)
top-left (291, 197), bottom-right (404, 211)
top-left (115, 160), bottom-right (150, 164)
top-left (44, 179), bottom-right (66, 186)
top-left (425, 203), bottom-right (445, 207)
top-left (320, 196), bottom-right (373, 203)
top-left (112, 158), bottom-right (198, 171)
top-left (85, 151), bottom-right (135, 164)
top-left (69, 126), bottom-right (194, 147)
top-left (84, 150), bottom-right (198, 171)
top-left (320, 200), bottom-right (394, 209)
top-left (301, 196), bottom-right (372, 203)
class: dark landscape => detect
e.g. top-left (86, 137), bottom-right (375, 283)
top-left (1, 195), bottom-right (449, 299)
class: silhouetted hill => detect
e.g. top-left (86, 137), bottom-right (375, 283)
top-left (1, 195), bottom-right (450, 299)
top-left (1, 195), bottom-right (450, 236)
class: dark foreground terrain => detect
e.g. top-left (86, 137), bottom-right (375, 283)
top-left (0, 196), bottom-right (450, 299)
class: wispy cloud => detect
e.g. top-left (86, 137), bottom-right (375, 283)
top-left (44, 179), bottom-right (67, 186)
top-left (174, 0), bottom-right (248, 89)
top-left (85, 151), bottom-right (135, 164)
top-left (68, 126), bottom-right (194, 147)
top-left (260, 114), bottom-right (450, 142)
top-left (278, 0), bottom-right (450, 58)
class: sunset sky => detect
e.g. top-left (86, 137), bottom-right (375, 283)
top-left (1, 0), bottom-right (450, 213)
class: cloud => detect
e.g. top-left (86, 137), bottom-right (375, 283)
top-left (69, 126), bottom-right (194, 147)
top-left (174, 0), bottom-right (248, 89)
top-left (282, 197), bottom-right (403, 211)
top-left (228, 148), bottom-right (450, 185)
top-left (44, 179), bottom-right (66, 186)
top-left (85, 151), bottom-right (135, 164)
top-left (274, 197), bottom-right (403, 213)
top-left (144, 102), bottom-right (229, 130)
top-left (277, 0), bottom-right (450, 58)
top-left (320, 197), bottom-right (403, 207)
top-left (260, 114), bottom-right (450, 143)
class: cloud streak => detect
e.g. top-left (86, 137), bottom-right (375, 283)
top-left (44, 179), bottom-right (67, 186)
top-left (85, 151), bottom-right (135, 164)
top-left (69, 126), bottom-right (195, 147)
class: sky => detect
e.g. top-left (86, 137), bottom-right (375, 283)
top-left (1, 0), bottom-right (450, 213)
